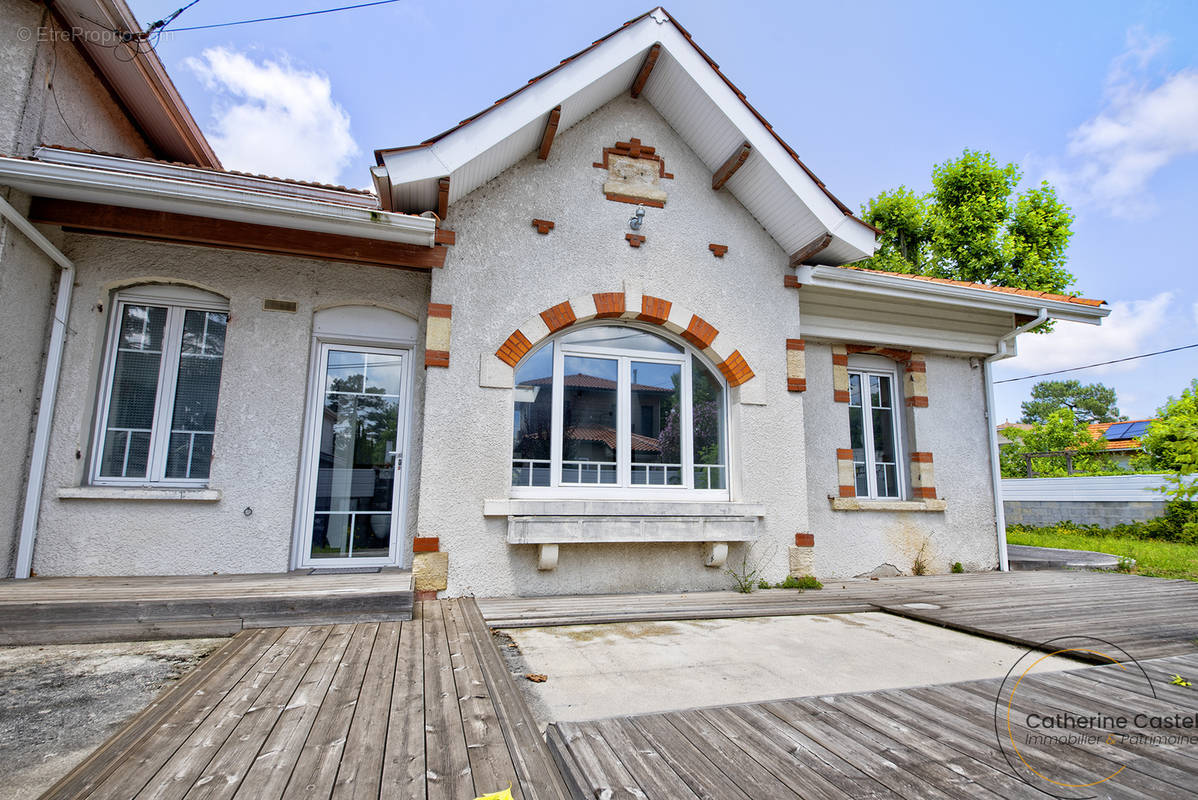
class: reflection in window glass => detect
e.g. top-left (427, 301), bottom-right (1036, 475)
top-left (512, 343), bottom-right (553, 486)
top-left (560, 325), bottom-right (682, 353)
top-left (630, 361), bottom-right (682, 485)
top-left (846, 369), bottom-right (901, 498)
top-left (561, 356), bottom-right (619, 484)
top-left (692, 358), bottom-right (726, 489)
top-left (166, 311), bottom-right (227, 479)
top-left (100, 305), bottom-right (167, 478)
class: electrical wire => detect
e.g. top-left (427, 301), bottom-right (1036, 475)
top-left (167, 0), bottom-right (402, 32)
top-left (993, 343), bottom-right (1198, 384)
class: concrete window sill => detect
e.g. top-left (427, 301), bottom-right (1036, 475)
top-left (484, 499), bottom-right (765, 518)
top-left (828, 497), bottom-right (947, 512)
top-left (57, 486), bottom-right (222, 502)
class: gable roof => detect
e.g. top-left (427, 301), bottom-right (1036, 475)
top-left (838, 265), bottom-right (1106, 308)
top-left (49, 0), bottom-right (219, 167)
top-left (373, 7), bottom-right (878, 265)
top-left (1087, 420), bottom-right (1153, 451)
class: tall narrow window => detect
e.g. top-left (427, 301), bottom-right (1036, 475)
top-left (510, 324), bottom-right (729, 496)
top-left (847, 366), bottom-right (902, 498)
top-left (93, 286), bottom-right (228, 486)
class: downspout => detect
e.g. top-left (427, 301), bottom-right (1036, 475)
top-left (983, 307), bottom-right (1048, 572)
top-left (1, 194), bottom-right (74, 579)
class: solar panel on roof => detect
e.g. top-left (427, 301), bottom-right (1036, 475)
top-left (1103, 422), bottom-right (1133, 440)
top-left (1125, 421), bottom-right (1150, 439)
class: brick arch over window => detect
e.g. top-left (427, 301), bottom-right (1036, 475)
top-left (494, 291), bottom-right (755, 386)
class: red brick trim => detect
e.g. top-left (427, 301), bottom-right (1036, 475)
top-left (428, 302), bottom-right (452, 319)
top-left (625, 232), bottom-right (647, 247)
top-left (906, 396), bottom-right (930, 408)
top-left (786, 339), bottom-right (805, 351)
top-left (414, 590), bottom-right (438, 601)
top-left (905, 361), bottom-right (927, 373)
top-left (540, 301), bottom-right (577, 333)
top-left (681, 315), bottom-right (719, 349)
top-left (592, 292), bottom-right (625, 318)
top-left (496, 330), bottom-right (532, 367)
top-left (831, 353), bottom-right (849, 367)
top-left (638, 295), bottom-right (672, 325)
top-left (593, 138), bottom-right (673, 179)
top-left (836, 448), bottom-right (855, 460)
top-left (531, 219), bottom-right (555, 234)
top-left (913, 486), bottom-right (938, 499)
top-left (425, 350), bottom-right (450, 368)
top-left (783, 275), bottom-right (801, 289)
top-left (607, 194), bottom-right (666, 208)
top-left (413, 537), bottom-right (439, 553)
top-left (910, 452), bottom-right (934, 463)
top-left (833, 389), bottom-right (851, 403)
top-left (839, 485), bottom-right (856, 498)
top-left (717, 350), bottom-right (754, 386)
top-left (708, 243), bottom-right (728, 258)
top-left (794, 533), bottom-right (815, 547)
top-left (787, 378), bottom-right (807, 392)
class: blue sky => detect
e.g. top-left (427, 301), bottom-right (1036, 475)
top-left (129, 0), bottom-right (1197, 422)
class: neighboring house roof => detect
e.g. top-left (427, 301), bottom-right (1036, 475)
top-left (1087, 419), bottom-right (1153, 452)
top-left (373, 6), bottom-right (878, 265)
top-left (48, 0), bottom-right (220, 167)
top-left (840, 266), bottom-right (1106, 308)
top-left (565, 426), bottom-right (663, 453)
top-left (524, 374), bottom-right (675, 393)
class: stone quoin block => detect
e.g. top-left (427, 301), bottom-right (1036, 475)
top-left (831, 344), bottom-right (850, 403)
top-left (786, 338), bottom-right (806, 392)
top-left (412, 551), bottom-right (448, 592)
top-left (425, 303), bottom-right (452, 368)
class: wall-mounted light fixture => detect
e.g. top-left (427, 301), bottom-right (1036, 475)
top-left (629, 204), bottom-right (646, 231)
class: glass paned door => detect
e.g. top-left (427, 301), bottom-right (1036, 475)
top-left (305, 345), bottom-right (406, 564)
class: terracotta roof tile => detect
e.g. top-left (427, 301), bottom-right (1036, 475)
top-left (839, 265), bottom-right (1105, 307)
top-left (1086, 419), bottom-right (1154, 450)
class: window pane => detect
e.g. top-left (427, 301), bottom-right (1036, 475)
top-left (870, 375), bottom-right (900, 498)
top-left (560, 325), bottom-right (682, 353)
top-left (351, 513), bottom-right (391, 558)
top-left (311, 514), bottom-right (350, 559)
top-left (99, 305), bottom-right (167, 477)
top-left (314, 393), bottom-right (398, 513)
top-left (847, 373), bottom-right (868, 491)
top-left (692, 358), bottom-right (726, 490)
top-left (561, 355), bottom-right (618, 484)
top-left (512, 343), bottom-right (553, 487)
top-left (326, 350), bottom-right (365, 393)
top-left (165, 311), bottom-right (227, 479)
top-left (363, 353), bottom-right (402, 396)
top-left (630, 361), bottom-right (682, 486)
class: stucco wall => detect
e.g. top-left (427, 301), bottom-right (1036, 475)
top-left (0, 0), bottom-right (153, 158)
top-left (31, 235), bottom-right (430, 576)
top-left (803, 343), bottom-right (1000, 577)
top-left (0, 190), bottom-right (56, 576)
top-left (416, 94), bottom-right (808, 596)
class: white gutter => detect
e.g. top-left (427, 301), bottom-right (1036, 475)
top-left (0, 156), bottom-right (437, 247)
top-left (983, 307), bottom-right (1048, 572)
top-left (796, 265), bottom-right (1109, 324)
top-left (1, 195), bottom-right (74, 579)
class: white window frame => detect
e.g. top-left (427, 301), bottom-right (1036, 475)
top-left (847, 358), bottom-right (906, 500)
top-left (90, 285), bottom-right (229, 488)
top-left (511, 322), bottom-right (730, 500)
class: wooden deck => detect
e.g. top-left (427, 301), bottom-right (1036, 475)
top-left (0, 570), bottom-right (414, 645)
top-left (480, 571), bottom-right (1198, 660)
top-left (548, 652), bottom-right (1198, 799)
top-left (41, 598), bottom-right (569, 800)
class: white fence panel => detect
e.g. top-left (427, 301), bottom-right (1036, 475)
top-left (1000, 474), bottom-right (1186, 502)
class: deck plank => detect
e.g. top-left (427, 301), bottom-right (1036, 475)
top-left (421, 601), bottom-right (474, 800)
top-left (328, 622), bottom-right (400, 800)
top-left (379, 614), bottom-right (426, 798)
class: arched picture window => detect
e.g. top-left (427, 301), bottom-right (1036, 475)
top-left (511, 325), bottom-right (728, 497)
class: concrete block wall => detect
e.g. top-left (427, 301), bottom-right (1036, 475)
top-left (1004, 500), bottom-right (1165, 528)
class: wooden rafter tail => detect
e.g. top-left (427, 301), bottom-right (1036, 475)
top-left (788, 231), bottom-right (833, 268)
top-left (630, 43), bottom-right (661, 98)
top-left (538, 105), bottom-right (562, 160)
top-left (711, 141), bottom-right (751, 190)
top-left (436, 176), bottom-right (450, 221)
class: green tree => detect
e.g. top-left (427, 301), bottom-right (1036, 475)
top-left (1000, 408), bottom-right (1115, 478)
top-left (1138, 379), bottom-right (1198, 500)
top-left (858, 150), bottom-right (1076, 296)
top-left (1019, 380), bottom-right (1124, 425)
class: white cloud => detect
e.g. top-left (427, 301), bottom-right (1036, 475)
top-left (1048, 28), bottom-right (1198, 218)
top-left (185, 48), bottom-right (359, 186)
top-left (999, 292), bottom-right (1173, 374)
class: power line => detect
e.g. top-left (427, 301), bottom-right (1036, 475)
top-left (993, 343), bottom-right (1198, 384)
top-left (168, 0), bottom-right (402, 32)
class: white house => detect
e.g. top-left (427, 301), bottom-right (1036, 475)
top-left (0, 2), bottom-right (1108, 596)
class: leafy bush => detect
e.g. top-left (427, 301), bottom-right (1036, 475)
top-left (951, 562), bottom-right (965, 573)
top-left (774, 575), bottom-right (822, 590)
top-left (1008, 501), bottom-right (1198, 545)
top-left (1000, 408), bottom-right (1122, 478)
top-left (1136, 379), bottom-right (1198, 501)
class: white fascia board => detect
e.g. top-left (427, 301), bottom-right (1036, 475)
top-left (0, 158), bottom-right (436, 246)
top-left (799, 316), bottom-right (1002, 355)
top-left (796, 265), bottom-right (1110, 324)
top-left (383, 17), bottom-right (661, 184)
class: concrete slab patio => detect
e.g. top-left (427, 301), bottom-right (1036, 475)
top-left (505, 612), bottom-right (1081, 724)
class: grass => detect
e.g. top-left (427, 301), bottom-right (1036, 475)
top-left (1007, 529), bottom-right (1198, 582)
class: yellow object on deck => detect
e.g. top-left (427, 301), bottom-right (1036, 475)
top-left (474, 786), bottom-right (513, 800)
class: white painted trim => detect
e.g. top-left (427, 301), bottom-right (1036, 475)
top-left (797, 266), bottom-right (1109, 324)
top-left (0, 156), bottom-right (436, 246)
top-left (1001, 475), bottom-right (1179, 502)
